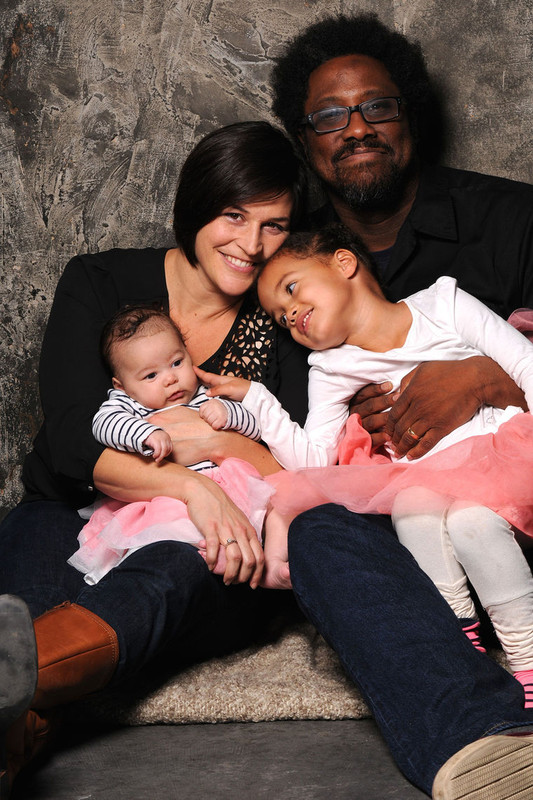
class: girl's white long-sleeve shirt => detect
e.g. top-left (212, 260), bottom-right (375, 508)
top-left (239, 277), bottom-right (533, 470)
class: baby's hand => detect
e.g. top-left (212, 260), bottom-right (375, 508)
top-left (194, 367), bottom-right (251, 402)
top-left (199, 398), bottom-right (229, 431)
top-left (144, 429), bottom-right (173, 463)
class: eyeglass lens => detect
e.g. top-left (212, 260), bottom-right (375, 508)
top-left (312, 97), bottom-right (399, 132)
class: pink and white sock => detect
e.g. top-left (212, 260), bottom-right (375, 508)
top-left (514, 669), bottom-right (533, 708)
top-left (461, 620), bottom-right (486, 654)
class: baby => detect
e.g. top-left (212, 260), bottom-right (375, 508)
top-left (68, 306), bottom-right (271, 586)
top-left (93, 305), bottom-right (260, 463)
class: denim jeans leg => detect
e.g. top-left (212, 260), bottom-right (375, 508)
top-left (0, 501), bottom-right (87, 615)
top-left (76, 539), bottom-right (284, 684)
top-left (288, 504), bottom-right (533, 795)
top-left (0, 502), bottom-right (285, 685)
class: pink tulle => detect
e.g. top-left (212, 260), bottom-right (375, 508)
top-left (70, 458), bottom-right (273, 581)
top-left (266, 412), bottom-right (533, 536)
top-left (508, 308), bottom-right (533, 343)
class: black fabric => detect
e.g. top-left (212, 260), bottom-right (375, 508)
top-left (310, 164), bottom-right (533, 316)
top-left (22, 248), bottom-right (309, 507)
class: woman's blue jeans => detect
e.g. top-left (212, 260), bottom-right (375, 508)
top-left (288, 504), bottom-right (533, 794)
top-left (0, 500), bottom-right (287, 682)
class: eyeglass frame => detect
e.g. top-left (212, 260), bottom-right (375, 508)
top-left (300, 97), bottom-right (403, 134)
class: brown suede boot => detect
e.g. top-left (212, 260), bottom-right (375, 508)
top-left (32, 602), bottom-right (119, 710)
top-left (2, 600), bottom-right (119, 797)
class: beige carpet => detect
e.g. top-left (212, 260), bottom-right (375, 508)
top-left (79, 622), bottom-right (509, 726)
top-left (81, 622), bottom-right (369, 725)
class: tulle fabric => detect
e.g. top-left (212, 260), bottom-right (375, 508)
top-left (508, 308), bottom-right (533, 342)
top-left (266, 412), bottom-right (533, 536)
top-left (69, 458), bottom-right (274, 584)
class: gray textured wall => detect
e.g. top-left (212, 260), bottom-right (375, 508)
top-left (1, 0), bottom-right (533, 515)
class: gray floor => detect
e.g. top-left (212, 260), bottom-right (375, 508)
top-left (12, 719), bottom-right (427, 799)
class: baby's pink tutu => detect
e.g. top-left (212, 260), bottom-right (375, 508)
top-left (69, 458), bottom-right (273, 584)
top-left (266, 412), bottom-right (533, 535)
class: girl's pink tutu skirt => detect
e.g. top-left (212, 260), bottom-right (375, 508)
top-left (266, 412), bottom-right (533, 536)
top-left (69, 458), bottom-right (273, 585)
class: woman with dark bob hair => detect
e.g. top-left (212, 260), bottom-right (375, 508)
top-left (0, 121), bottom-right (307, 792)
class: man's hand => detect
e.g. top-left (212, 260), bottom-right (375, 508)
top-left (199, 398), bottom-right (229, 430)
top-left (349, 380), bottom-right (394, 449)
top-left (385, 357), bottom-right (525, 459)
top-left (195, 367), bottom-right (251, 402)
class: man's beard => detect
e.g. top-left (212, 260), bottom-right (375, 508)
top-left (323, 142), bottom-right (416, 213)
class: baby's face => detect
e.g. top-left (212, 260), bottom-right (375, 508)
top-left (112, 327), bottom-right (198, 410)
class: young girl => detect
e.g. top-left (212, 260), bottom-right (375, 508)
top-left (198, 223), bottom-right (533, 706)
top-left (68, 305), bottom-right (272, 586)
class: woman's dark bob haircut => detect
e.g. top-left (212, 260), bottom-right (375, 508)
top-left (173, 121), bottom-right (306, 266)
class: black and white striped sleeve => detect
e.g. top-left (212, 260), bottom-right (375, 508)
top-left (218, 398), bottom-right (262, 441)
top-left (92, 389), bottom-right (161, 455)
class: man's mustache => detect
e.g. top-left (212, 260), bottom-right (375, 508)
top-left (332, 140), bottom-right (393, 163)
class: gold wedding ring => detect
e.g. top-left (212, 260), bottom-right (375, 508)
top-left (225, 538), bottom-right (238, 546)
top-left (407, 426), bottom-right (421, 441)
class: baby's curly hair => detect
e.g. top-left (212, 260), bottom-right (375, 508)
top-left (101, 305), bottom-right (183, 375)
top-left (271, 13), bottom-right (443, 163)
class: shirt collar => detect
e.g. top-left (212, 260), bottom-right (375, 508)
top-left (408, 165), bottom-right (458, 241)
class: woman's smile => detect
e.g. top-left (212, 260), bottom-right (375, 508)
top-left (221, 252), bottom-right (259, 273)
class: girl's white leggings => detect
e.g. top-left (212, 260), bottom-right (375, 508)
top-left (392, 487), bottom-right (533, 671)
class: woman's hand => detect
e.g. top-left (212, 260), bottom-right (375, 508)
top-left (181, 471), bottom-right (265, 588)
top-left (94, 447), bottom-right (265, 588)
top-left (148, 406), bottom-right (281, 476)
top-left (385, 357), bottom-right (526, 459)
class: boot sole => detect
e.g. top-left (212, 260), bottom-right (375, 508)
top-left (0, 595), bottom-right (37, 730)
top-left (432, 733), bottom-right (533, 799)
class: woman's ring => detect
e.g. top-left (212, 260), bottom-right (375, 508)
top-left (225, 538), bottom-right (238, 546)
top-left (407, 426), bottom-right (421, 441)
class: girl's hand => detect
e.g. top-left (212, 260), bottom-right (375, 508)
top-left (194, 367), bottom-right (251, 402)
top-left (182, 472), bottom-right (264, 589)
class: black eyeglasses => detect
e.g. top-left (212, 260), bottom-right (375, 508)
top-left (300, 97), bottom-right (402, 134)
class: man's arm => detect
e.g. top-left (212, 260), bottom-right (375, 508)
top-left (385, 357), bottom-right (526, 459)
top-left (385, 286), bottom-right (533, 459)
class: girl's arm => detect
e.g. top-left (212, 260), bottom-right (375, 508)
top-left (451, 288), bottom-right (533, 409)
top-left (92, 390), bottom-right (163, 454)
top-left (388, 285), bottom-right (533, 460)
top-left (199, 367), bottom-right (356, 470)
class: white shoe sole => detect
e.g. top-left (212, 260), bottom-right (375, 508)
top-left (432, 733), bottom-right (533, 799)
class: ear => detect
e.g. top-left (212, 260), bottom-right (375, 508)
top-left (333, 248), bottom-right (358, 279)
top-left (112, 376), bottom-right (123, 391)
